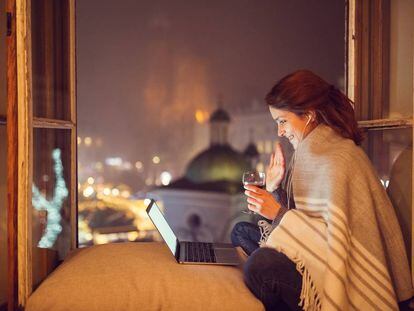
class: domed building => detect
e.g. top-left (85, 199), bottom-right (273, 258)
top-left (151, 107), bottom-right (257, 243)
top-left (186, 144), bottom-right (249, 184)
top-left (164, 107), bottom-right (251, 194)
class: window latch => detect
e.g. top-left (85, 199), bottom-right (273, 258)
top-left (7, 12), bottom-right (12, 36)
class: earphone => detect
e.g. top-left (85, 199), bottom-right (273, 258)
top-left (286, 112), bottom-right (313, 209)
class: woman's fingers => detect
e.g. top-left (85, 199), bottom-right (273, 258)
top-left (246, 197), bottom-right (263, 206)
top-left (247, 203), bottom-right (260, 213)
top-left (269, 152), bottom-right (276, 167)
top-left (245, 190), bottom-right (264, 202)
top-left (243, 185), bottom-right (279, 217)
top-left (244, 187), bottom-right (280, 219)
top-left (244, 185), bottom-right (265, 194)
top-left (275, 143), bottom-right (285, 166)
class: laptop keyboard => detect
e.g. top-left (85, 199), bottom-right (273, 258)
top-left (185, 242), bottom-right (217, 263)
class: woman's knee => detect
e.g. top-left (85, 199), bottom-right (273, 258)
top-left (244, 248), bottom-right (293, 286)
top-left (230, 222), bottom-right (250, 246)
top-left (244, 248), bottom-right (274, 286)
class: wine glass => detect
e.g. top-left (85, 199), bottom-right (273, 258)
top-left (242, 171), bottom-right (266, 214)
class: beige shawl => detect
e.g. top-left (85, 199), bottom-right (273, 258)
top-left (265, 124), bottom-right (413, 310)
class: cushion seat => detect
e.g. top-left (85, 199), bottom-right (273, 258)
top-left (26, 242), bottom-right (264, 311)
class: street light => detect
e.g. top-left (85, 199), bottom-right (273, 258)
top-left (152, 156), bottom-right (160, 164)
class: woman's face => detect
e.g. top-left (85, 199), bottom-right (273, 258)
top-left (269, 107), bottom-right (313, 149)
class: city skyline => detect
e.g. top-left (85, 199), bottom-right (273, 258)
top-left (77, 0), bottom-right (345, 177)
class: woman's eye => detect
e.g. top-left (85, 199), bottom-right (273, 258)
top-left (279, 120), bottom-right (286, 125)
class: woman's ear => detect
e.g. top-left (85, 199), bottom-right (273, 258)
top-left (307, 111), bottom-right (316, 122)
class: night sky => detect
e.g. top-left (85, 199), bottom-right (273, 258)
top-left (77, 0), bottom-right (345, 178)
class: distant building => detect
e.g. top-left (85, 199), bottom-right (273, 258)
top-left (151, 107), bottom-right (258, 242)
top-left (229, 108), bottom-right (293, 172)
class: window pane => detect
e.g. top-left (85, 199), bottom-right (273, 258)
top-left (32, 128), bottom-right (72, 287)
top-left (0, 126), bottom-right (8, 305)
top-left (0, 0), bottom-right (6, 116)
top-left (77, 0), bottom-right (345, 245)
top-left (31, 0), bottom-right (71, 120)
top-left (361, 128), bottom-right (412, 257)
top-left (388, 0), bottom-right (414, 118)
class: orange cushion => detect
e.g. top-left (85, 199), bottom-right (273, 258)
top-left (26, 242), bottom-right (263, 311)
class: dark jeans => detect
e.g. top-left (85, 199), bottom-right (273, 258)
top-left (231, 222), bottom-right (302, 311)
top-left (231, 221), bottom-right (261, 255)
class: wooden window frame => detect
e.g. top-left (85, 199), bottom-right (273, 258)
top-left (347, 0), bottom-right (414, 281)
top-left (6, 0), bottom-right (77, 310)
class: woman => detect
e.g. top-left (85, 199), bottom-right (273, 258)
top-left (231, 70), bottom-right (413, 311)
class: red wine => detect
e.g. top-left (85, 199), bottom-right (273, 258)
top-left (244, 182), bottom-right (265, 189)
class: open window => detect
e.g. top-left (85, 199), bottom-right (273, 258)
top-left (1, 1), bottom-right (8, 309)
top-left (5, 0), bottom-right (76, 309)
top-left (2, 0), bottom-right (412, 309)
top-left (347, 0), bottom-right (413, 276)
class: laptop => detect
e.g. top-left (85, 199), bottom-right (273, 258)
top-left (146, 199), bottom-right (240, 265)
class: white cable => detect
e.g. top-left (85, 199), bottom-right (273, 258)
top-left (286, 115), bottom-right (312, 209)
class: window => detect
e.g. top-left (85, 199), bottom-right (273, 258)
top-left (76, 1), bottom-right (346, 248)
top-left (0, 0), bottom-right (7, 308)
top-left (6, 0), bottom-right (76, 308)
top-left (348, 0), bottom-right (413, 270)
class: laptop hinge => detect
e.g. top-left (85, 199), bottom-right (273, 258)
top-left (175, 239), bottom-right (181, 261)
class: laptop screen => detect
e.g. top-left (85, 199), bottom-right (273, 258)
top-left (147, 200), bottom-right (178, 256)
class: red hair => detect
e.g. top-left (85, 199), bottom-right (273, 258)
top-left (265, 70), bottom-right (363, 145)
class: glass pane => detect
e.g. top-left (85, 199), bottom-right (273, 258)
top-left (31, 0), bottom-right (71, 120)
top-left (77, 0), bottom-right (345, 246)
top-left (0, 126), bottom-right (8, 305)
top-left (32, 128), bottom-right (72, 288)
top-left (0, 0), bottom-right (6, 116)
top-left (388, 0), bottom-right (414, 118)
top-left (361, 128), bottom-right (412, 258)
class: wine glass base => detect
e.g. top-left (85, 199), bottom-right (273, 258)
top-left (241, 210), bottom-right (256, 215)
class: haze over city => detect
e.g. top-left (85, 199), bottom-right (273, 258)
top-left (77, 0), bottom-right (345, 184)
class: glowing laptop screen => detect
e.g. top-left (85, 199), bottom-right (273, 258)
top-left (147, 201), bottom-right (178, 255)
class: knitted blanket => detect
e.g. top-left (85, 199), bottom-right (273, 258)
top-left (265, 124), bottom-right (413, 310)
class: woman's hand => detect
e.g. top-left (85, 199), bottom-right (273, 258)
top-left (265, 142), bottom-right (285, 192)
top-left (244, 185), bottom-right (281, 220)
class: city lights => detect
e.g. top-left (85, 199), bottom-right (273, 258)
top-left (95, 162), bottom-right (103, 170)
top-left (87, 177), bottom-right (95, 185)
top-left (105, 157), bottom-right (122, 166)
top-left (122, 161), bottom-right (133, 170)
top-left (127, 231), bottom-right (139, 241)
top-left (84, 137), bottom-right (92, 146)
top-left (77, 136), bottom-right (82, 145)
top-left (121, 190), bottom-right (131, 198)
top-left (103, 187), bottom-right (111, 196)
top-left (160, 171), bottom-right (172, 186)
top-left (135, 161), bottom-right (143, 170)
top-left (195, 109), bottom-right (209, 124)
top-left (112, 188), bottom-right (120, 196)
top-left (83, 186), bottom-right (95, 197)
top-left (152, 156), bottom-right (160, 164)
